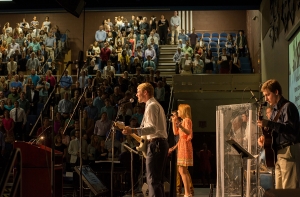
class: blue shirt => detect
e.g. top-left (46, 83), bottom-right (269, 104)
top-left (93, 97), bottom-right (105, 115)
top-left (143, 60), bottom-right (156, 72)
top-left (178, 33), bottom-right (189, 44)
top-left (10, 81), bottom-right (23, 89)
top-left (95, 30), bottom-right (107, 42)
top-left (27, 74), bottom-right (40, 86)
top-left (100, 106), bottom-right (116, 121)
top-left (60, 75), bottom-right (73, 89)
top-left (84, 105), bottom-right (98, 121)
top-left (44, 37), bottom-right (56, 47)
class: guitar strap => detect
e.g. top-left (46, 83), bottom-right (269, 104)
top-left (272, 101), bottom-right (288, 122)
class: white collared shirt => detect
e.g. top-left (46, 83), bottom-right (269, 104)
top-left (138, 97), bottom-right (168, 139)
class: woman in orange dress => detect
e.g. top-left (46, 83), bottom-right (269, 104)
top-left (171, 104), bottom-right (193, 197)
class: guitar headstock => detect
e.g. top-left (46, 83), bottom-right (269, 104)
top-left (114, 121), bottom-right (125, 130)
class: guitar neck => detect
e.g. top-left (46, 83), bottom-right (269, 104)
top-left (130, 133), bottom-right (142, 143)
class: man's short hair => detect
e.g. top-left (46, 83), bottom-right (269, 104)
top-left (261, 79), bottom-right (282, 95)
top-left (138, 83), bottom-right (154, 97)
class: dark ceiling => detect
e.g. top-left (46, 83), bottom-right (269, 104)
top-left (0, 0), bottom-right (262, 12)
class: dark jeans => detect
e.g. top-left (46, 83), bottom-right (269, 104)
top-left (146, 138), bottom-right (169, 197)
top-left (14, 122), bottom-right (23, 141)
top-left (237, 47), bottom-right (246, 57)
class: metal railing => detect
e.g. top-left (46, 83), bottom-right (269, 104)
top-left (0, 148), bottom-right (22, 197)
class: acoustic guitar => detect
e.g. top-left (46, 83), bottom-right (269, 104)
top-left (258, 102), bottom-right (276, 167)
top-left (114, 121), bottom-right (147, 158)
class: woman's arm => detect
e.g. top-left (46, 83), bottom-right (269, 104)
top-left (9, 120), bottom-right (14, 132)
top-left (178, 118), bottom-right (192, 135)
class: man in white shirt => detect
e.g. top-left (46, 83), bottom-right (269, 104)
top-left (122, 83), bottom-right (169, 197)
top-left (147, 31), bottom-right (159, 46)
top-left (170, 11), bottom-right (181, 45)
top-left (10, 101), bottom-right (27, 141)
top-left (7, 56), bottom-right (17, 75)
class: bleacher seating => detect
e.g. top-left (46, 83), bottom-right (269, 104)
top-left (219, 37), bottom-right (227, 43)
top-left (209, 42), bottom-right (218, 48)
top-left (196, 33), bottom-right (202, 38)
top-left (220, 32), bottom-right (227, 38)
top-left (210, 47), bottom-right (218, 52)
top-left (203, 33), bottom-right (210, 38)
top-left (203, 37), bottom-right (210, 42)
top-left (203, 42), bottom-right (209, 48)
top-left (212, 33), bottom-right (219, 38)
top-left (230, 32), bottom-right (237, 38)
top-left (211, 37), bottom-right (219, 43)
top-left (219, 42), bottom-right (226, 48)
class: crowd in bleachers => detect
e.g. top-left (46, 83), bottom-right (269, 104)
top-left (0, 12), bottom-right (251, 174)
top-left (172, 29), bottom-right (250, 74)
top-left (0, 14), bottom-right (176, 173)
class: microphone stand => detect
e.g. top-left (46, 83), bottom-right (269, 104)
top-left (29, 61), bottom-right (73, 137)
top-left (79, 109), bottom-right (83, 197)
top-left (123, 144), bottom-right (139, 197)
top-left (62, 86), bottom-right (88, 135)
top-left (106, 104), bottom-right (122, 197)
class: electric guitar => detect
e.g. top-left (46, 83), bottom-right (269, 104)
top-left (114, 121), bottom-right (147, 158)
top-left (258, 102), bottom-right (276, 167)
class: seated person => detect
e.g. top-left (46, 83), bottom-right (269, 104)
top-left (105, 132), bottom-right (121, 158)
top-left (95, 139), bottom-right (108, 161)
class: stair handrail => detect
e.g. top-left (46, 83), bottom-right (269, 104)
top-left (0, 148), bottom-right (22, 197)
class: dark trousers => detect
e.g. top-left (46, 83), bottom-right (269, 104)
top-left (237, 47), bottom-right (246, 57)
top-left (146, 139), bottom-right (169, 197)
top-left (14, 122), bottom-right (23, 141)
top-left (101, 60), bottom-right (107, 70)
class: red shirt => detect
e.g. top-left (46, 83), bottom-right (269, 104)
top-left (100, 47), bottom-right (111, 61)
top-left (3, 118), bottom-right (13, 131)
top-left (45, 75), bottom-right (56, 87)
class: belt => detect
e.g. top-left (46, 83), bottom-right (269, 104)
top-left (148, 137), bottom-right (166, 143)
top-left (277, 142), bottom-right (298, 150)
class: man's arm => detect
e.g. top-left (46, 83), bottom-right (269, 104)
top-left (22, 109), bottom-right (27, 126)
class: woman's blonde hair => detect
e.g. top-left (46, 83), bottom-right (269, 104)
top-left (178, 104), bottom-right (192, 119)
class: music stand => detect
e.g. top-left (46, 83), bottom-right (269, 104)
top-left (226, 139), bottom-right (255, 197)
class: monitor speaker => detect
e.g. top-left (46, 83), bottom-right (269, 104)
top-left (56, 0), bottom-right (85, 18)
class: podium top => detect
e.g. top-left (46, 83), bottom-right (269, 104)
top-left (226, 139), bottom-right (255, 159)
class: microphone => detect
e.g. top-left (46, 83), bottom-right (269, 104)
top-left (250, 89), bottom-right (259, 102)
top-left (116, 98), bottom-right (134, 106)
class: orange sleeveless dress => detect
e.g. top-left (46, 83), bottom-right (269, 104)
top-left (175, 118), bottom-right (193, 166)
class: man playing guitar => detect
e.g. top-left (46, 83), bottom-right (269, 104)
top-left (257, 79), bottom-right (300, 189)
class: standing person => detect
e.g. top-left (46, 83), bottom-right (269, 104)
top-left (170, 11), bottom-right (181, 45)
top-left (158, 15), bottom-right (169, 45)
top-left (122, 83), bottom-right (169, 197)
top-left (257, 79), bottom-right (300, 189)
top-left (100, 42), bottom-right (111, 70)
top-left (197, 143), bottom-right (212, 187)
top-left (170, 104), bottom-right (193, 197)
top-left (10, 101), bottom-right (26, 141)
top-left (236, 30), bottom-right (247, 57)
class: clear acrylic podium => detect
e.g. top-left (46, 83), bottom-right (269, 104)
top-left (216, 103), bottom-right (259, 197)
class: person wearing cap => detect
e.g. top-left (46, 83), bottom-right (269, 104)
top-left (143, 55), bottom-right (156, 74)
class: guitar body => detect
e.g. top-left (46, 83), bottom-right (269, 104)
top-left (136, 135), bottom-right (147, 158)
top-left (262, 127), bottom-right (276, 167)
top-left (114, 121), bottom-right (147, 158)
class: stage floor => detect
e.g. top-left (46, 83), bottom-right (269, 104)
top-left (177, 188), bottom-right (216, 197)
